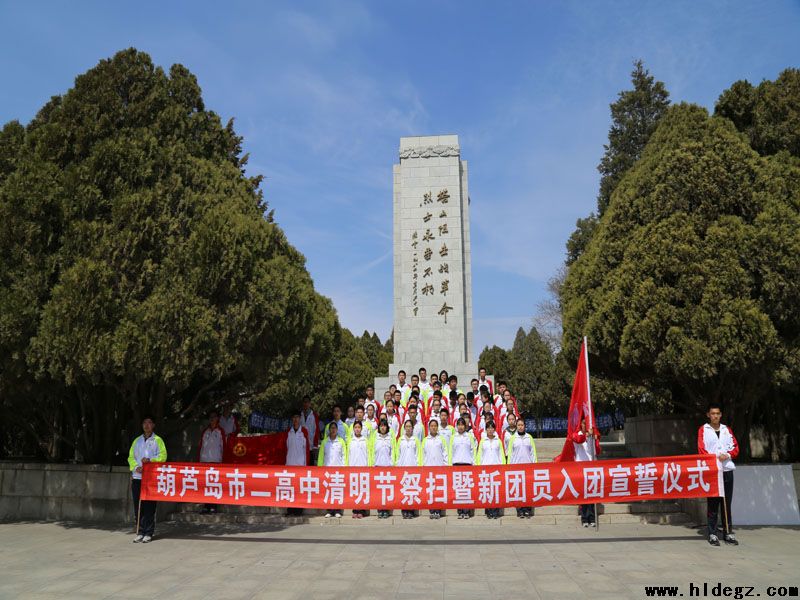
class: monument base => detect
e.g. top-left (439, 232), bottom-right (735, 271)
top-left (375, 361), bottom-right (480, 396)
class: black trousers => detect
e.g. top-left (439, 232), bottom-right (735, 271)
top-left (707, 470), bottom-right (734, 536)
top-left (579, 504), bottom-right (596, 523)
top-left (131, 479), bottom-right (156, 536)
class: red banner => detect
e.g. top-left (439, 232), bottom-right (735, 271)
top-left (141, 454), bottom-right (723, 510)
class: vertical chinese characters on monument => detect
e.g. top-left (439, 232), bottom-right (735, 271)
top-left (415, 188), bottom-right (453, 323)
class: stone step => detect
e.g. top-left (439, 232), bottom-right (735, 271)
top-left (168, 510), bottom-right (692, 527)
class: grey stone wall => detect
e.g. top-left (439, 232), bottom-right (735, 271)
top-left (625, 415), bottom-right (697, 458)
top-left (0, 462), bottom-right (175, 524)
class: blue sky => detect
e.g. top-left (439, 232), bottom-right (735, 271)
top-left (1, 1), bottom-right (798, 357)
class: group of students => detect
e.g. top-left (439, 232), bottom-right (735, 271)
top-left (125, 368), bottom-right (739, 544)
top-left (288, 368), bottom-right (539, 519)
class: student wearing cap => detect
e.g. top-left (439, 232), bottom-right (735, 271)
top-left (128, 415), bottom-right (167, 543)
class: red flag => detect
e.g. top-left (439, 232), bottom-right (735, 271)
top-left (554, 337), bottom-right (596, 462)
top-left (224, 433), bottom-right (287, 465)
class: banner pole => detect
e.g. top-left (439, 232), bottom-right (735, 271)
top-left (583, 336), bottom-right (599, 532)
top-left (135, 495), bottom-right (142, 536)
top-left (721, 487), bottom-right (730, 537)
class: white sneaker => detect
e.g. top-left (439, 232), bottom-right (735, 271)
top-left (142, 536), bottom-right (152, 543)
top-left (335, 512), bottom-right (342, 518)
top-left (133, 534), bottom-right (144, 543)
top-left (589, 522), bottom-right (596, 528)
top-left (325, 512), bottom-right (333, 518)
top-left (582, 523), bottom-right (589, 528)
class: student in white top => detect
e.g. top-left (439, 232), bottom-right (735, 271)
top-left (507, 418), bottom-right (537, 518)
top-left (353, 405), bottom-right (374, 439)
top-left (347, 421), bottom-right (370, 519)
top-left (285, 413), bottom-right (310, 516)
top-left (698, 402), bottom-right (740, 546)
top-left (317, 422), bottom-right (347, 518)
top-left (395, 420), bottom-right (422, 519)
top-left (417, 367), bottom-right (432, 396)
top-left (438, 408), bottom-right (455, 445)
top-left (344, 405), bottom-right (356, 428)
top-left (382, 399), bottom-right (401, 437)
top-left (570, 415), bottom-right (601, 527)
top-left (449, 417), bottom-right (477, 519)
top-left (364, 385), bottom-right (381, 417)
top-left (476, 421), bottom-right (506, 519)
top-left (219, 405), bottom-right (240, 440)
top-left (301, 396), bottom-right (321, 462)
top-left (478, 367), bottom-right (493, 395)
top-left (198, 410), bottom-right (225, 514)
top-left (503, 413), bottom-right (518, 451)
top-left (371, 420), bottom-right (397, 519)
top-left (396, 370), bottom-right (411, 404)
top-left (324, 405), bottom-right (349, 440)
top-left (364, 404), bottom-right (379, 436)
top-left (422, 419), bottom-right (449, 519)
top-left (403, 404), bottom-right (425, 442)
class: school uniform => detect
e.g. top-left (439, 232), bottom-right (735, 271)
top-left (128, 433), bottom-right (167, 540)
top-left (198, 425), bottom-right (225, 464)
top-left (394, 434), bottom-right (422, 519)
top-left (423, 434), bottom-right (449, 518)
top-left (449, 431), bottom-right (477, 517)
top-left (347, 434), bottom-right (370, 517)
top-left (438, 424), bottom-right (455, 446)
top-left (370, 432), bottom-right (397, 518)
top-left (324, 419), bottom-right (350, 441)
top-left (698, 423), bottom-right (739, 542)
top-left (477, 434), bottom-right (506, 518)
top-left (301, 409), bottom-right (321, 457)
top-left (382, 412), bottom-right (401, 437)
top-left (571, 429), bottom-right (601, 525)
top-left (401, 417), bottom-right (425, 442)
top-left (284, 425), bottom-right (310, 515)
top-left (507, 431), bottom-right (537, 517)
top-left (317, 434), bottom-right (347, 517)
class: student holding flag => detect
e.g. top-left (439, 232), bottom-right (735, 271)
top-left (554, 336), bottom-right (601, 528)
top-left (571, 415), bottom-right (601, 527)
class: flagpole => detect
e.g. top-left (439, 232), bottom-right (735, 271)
top-left (583, 336), bottom-right (599, 532)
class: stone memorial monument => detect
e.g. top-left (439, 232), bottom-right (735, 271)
top-left (374, 135), bottom-right (479, 392)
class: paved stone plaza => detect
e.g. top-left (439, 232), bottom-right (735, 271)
top-left (0, 520), bottom-right (797, 599)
